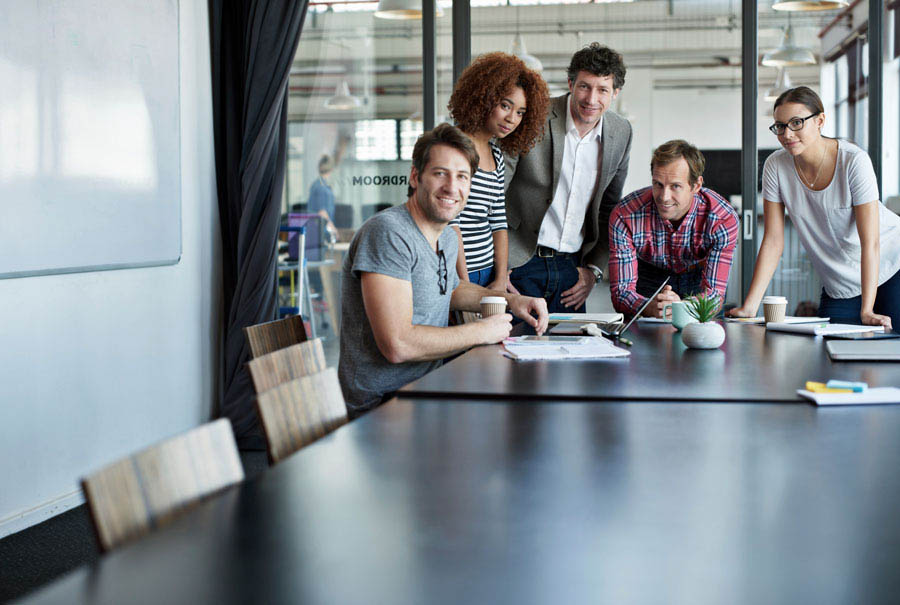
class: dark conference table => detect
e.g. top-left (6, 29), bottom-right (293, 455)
top-left (21, 398), bottom-right (900, 604)
top-left (402, 322), bottom-right (900, 402)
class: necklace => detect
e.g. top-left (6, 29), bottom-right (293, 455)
top-left (795, 140), bottom-right (828, 189)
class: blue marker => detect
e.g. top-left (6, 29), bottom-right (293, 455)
top-left (826, 380), bottom-right (868, 392)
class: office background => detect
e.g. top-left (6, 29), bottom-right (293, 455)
top-left (1, 0), bottom-right (898, 542)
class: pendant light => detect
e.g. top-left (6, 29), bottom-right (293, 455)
top-left (324, 80), bottom-right (363, 110)
top-left (762, 16), bottom-right (816, 67)
top-left (764, 68), bottom-right (793, 102)
top-left (374, 0), bottom-right (443, 20)
top-left (510, 7), bottom-right (542, 72)
top-left (511, 33), bottom-right (543, 72)
top-left (771, 0), bottom-right (848, 11)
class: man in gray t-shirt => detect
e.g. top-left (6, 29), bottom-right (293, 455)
top-left (339, 124), bottom-right (549, 416)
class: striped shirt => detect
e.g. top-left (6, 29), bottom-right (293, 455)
top-left (608, 186), bottom-right (740, 314)
top-left (450, 141), bottom-right (508, 272)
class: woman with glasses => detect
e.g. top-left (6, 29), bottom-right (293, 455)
top-left (728, 86), bottom-right (900, 329)
top-left (447, 53), bottom-right (550, 290)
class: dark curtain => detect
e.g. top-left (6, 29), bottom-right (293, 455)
top-left (209, 1), bottom-right (307, 448)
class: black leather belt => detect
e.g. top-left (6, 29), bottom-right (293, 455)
top-left (536, 245), bottom-right (570, 258)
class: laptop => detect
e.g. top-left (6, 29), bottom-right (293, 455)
top-left (601, 277), bottom-right (671, 342)
top-left (826, 339), bottom-right (900, 361)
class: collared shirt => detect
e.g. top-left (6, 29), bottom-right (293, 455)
top-left (537, 97), bottom-right (603, 254)
top-left (608, 186), bottom-right (740, 314)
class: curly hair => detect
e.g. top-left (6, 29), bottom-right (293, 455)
top-left (567, 43), bottom-right (626, 90)
top-left (447, 52), bottom-right (550, 156)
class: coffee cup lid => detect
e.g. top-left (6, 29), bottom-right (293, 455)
top-left (762, 296), bottom-right (787, 304)
top-left (480, 296), bottom-right (506, 305)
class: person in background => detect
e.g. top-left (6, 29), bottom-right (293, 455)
top-left (338, 124), bottom-right (548, 417)
top-left (609, 140), bottom-right (739, 317)
top-left (446, 52), bottom-right (549, 290)
top-left (308, 154), bottom-right (339, 240)
top-left (504, 43), bottom-right (633, 313)
top-left (727, 86), bottom-right (900, 330)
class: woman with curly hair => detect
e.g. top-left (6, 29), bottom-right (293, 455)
top-left (447, 52), bottom-right (550, 290)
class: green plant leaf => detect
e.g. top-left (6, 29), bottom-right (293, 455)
top-left (685, 292), bottom-right (722, 323)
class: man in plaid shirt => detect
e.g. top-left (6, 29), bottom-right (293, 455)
top-left (609, 139), bottom-right (739, 317)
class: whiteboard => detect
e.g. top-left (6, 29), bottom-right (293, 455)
top-left (0, 0), bottom-right (181, 279)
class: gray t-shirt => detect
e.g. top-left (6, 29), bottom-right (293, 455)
top-left (762, 139), bottom-right (900, 298)
top-left (338, 205), bottom-right (460, 413)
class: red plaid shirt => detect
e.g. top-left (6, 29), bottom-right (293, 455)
top-left (608, 186), bottom-right (739, 314)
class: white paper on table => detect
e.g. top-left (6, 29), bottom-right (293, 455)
top-left (725, 316), bottom-right (830, 324)
top-left (797, 387), bottom-right (900, 406)
top-left (503, 337), bottom-right (630, 360)
top-left (505, 336), bottom-right (590, 345)
top-left (768, 322), bottom-right (884, 336)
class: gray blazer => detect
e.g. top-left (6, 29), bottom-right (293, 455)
top-left (504, 94), bottom-right (633, 271)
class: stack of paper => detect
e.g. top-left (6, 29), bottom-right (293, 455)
top-left (503, 336), bottom-right (630, 360)
top-left (725, 316), bottom-right (829, 324)
top-left (797, 387), bottom-right (900, 406)
top-left (767, 322), bottom-right (885, 336)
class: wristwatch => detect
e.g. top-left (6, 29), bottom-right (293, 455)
top-left (586, 264), bottom-right (603, 283)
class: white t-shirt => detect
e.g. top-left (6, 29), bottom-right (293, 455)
top-left (762, 139), bottom-right (900, 299)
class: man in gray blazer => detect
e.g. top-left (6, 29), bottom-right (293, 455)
top-left (505, 43), bottom-right (632, 313)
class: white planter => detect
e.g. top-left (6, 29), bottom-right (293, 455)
top-left (682, 321), bottom-right (725, 349)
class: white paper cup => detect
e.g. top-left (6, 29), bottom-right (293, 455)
top-left (480, 296), bottom-right (507, 318)
top-left (762, 296), bottom-right (788, 323)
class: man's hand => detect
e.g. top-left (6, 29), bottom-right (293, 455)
top-left (560, 266), bottom-right (595, 310)
top-left (645, 285), bottom-right (681, 318)
top-left (507, 293), bottom-right (549, 335)
top-left (475, 313), bottom-right (514, 344)
top-left (861, 310), bottom-right (892, 330)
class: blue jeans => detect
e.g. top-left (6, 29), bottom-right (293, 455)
top-left (509, 253), bottom-right (582, 313)
top-left (818, 267), bottom-right (900, 330)
top-left (468, 266), bottom-right (495, 287)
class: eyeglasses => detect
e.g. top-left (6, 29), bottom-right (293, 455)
top-left (436, 248), bottom-right (448, 295)
top-left (768, 113), bottom-right (820, 136)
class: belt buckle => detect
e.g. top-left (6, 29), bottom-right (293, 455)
top-left (537, 246), bottom-right (555, 258)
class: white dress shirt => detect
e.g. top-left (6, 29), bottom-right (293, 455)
top-left (537, 97), bottom-right (603, 253)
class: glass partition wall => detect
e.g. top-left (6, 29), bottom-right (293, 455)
top-left (287, 1), bottom-right (430, 228)
top-left (285, 0), bottom-right (895, 332)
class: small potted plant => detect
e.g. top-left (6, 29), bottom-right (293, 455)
top-left (681, 293), bottom-right (725, 349)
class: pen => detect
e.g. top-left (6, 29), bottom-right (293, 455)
top-left (617, 336), bottom-right (633, 347)
top-left (826, 380), bottom-right (867, 392)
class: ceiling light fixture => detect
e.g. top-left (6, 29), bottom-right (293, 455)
top-left (771, 0), bottom-right (848, 11)
top-left (761, 19), bottom-right (816, 67)
top-left (374, 0), bottom-right (443, 20)
top-left (510, 7), bottom-right (542, 72)
top-left (324, 80), bottom-right (363, 110)
top-left (764, 68), bottom-right (793, 102)
top-left (511, 33), bottom-right (543, 72)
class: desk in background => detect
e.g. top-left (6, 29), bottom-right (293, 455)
top-left (402, 323), bottom-right (900, 403)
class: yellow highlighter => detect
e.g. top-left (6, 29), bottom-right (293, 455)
top-left (805, 381), bottom-right (853, 394)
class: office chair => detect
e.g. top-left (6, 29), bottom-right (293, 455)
top-left (244, 314), bottom-right (308, 358)
top-left (255, 367), bottom-right (347, 464)
top-left (246, 338), bottom-right (328, 393)
top-left (81, 418), bottom-right (244, 552)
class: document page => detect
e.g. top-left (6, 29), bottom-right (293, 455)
top-left (503, 337), bottom-right (630, 360)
